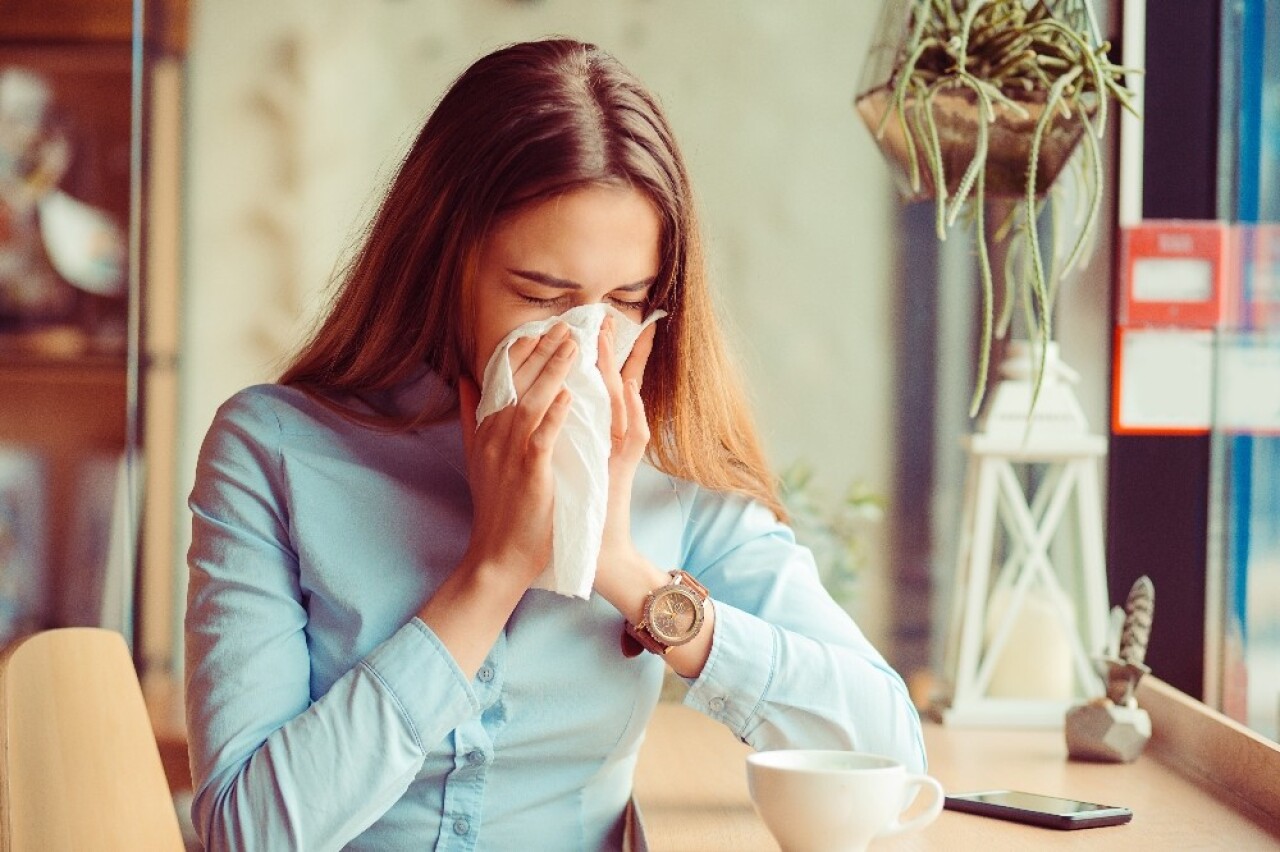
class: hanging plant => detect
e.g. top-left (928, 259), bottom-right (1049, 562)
top-left (856, 0), bottom-right (1140, 415)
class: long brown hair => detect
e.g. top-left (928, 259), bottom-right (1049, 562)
top-left (280, 38), bottom-right (784, 519)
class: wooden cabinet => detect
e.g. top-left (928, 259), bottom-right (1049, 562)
top-left (0, 0), bottom-right (187, 54)
top-left (0, 358), bottom-right (127, 629)
top-left (0, 1), bottom-right (185, 679)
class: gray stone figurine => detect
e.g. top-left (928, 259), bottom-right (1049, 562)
top-left (1065, 576), bottom-right (1155, 763)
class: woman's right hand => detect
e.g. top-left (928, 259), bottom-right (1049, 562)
top-left (455, 323), bottom-right (577, 588)
top-left (418, 325), bottom-right (577, 676)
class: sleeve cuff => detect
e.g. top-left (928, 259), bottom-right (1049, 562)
top-left (682, 602), bottom-right (777, 739)
top-left (359, 619), bottom-right (482, 753)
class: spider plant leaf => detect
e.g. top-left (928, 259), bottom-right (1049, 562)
top-left (916, 79), bottom-right (950, 239)
top-left (1024, 67), bottom-right (1080, 413)
top-left (992, 193), bottom-right (1020, 243)
top-left (899, 81), bottom-right (926, 192)
top-left (930, 0), bottom-right (960, 30)
top-left (881, 37), bottom-right (933, 138)
top-left (946, 76), bottom-right (992, 226)
top-left (1057, 109), bottom-right (1102, 284)
top-left (1019, 226), bottom-right (1038, 350)
top-left (858, 0), bottom-right (1140, 416)
top-left (970, 166), bottom-right (995, 418)
top-left (1024, 18), bottom-right (1109, 134)
top-left (1104, 73), bottom-right (1143, 117)
top-left (957, 0), bottom-right (989, 59)
top-left (1046, 182), bottom-right (1063, 297)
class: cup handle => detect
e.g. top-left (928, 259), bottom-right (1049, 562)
top-left (877, 774), bottom-right (945, 838)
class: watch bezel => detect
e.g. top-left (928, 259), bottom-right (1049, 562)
top-left (642, 583), bottom-right (705, 647)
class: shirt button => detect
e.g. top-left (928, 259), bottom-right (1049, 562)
top-left (708, 697), bottom-right (726, 713)
top-left (466, 749), bottom-right (486, 766)
top-left (477, 666), bottom-right (495, 683)
top-left (453, 818), bottom-right (470, 835)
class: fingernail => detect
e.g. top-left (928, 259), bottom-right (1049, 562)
top-left (549, 323), bottom-right (569, 340)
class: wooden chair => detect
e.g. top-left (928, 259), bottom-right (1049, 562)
top-left (0, 628), bottom-right (184, 851)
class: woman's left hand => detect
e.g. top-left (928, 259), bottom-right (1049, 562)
top-left (593, 316), bottom-right (664, 601)
top-left (593, 315), bottom-right (716, 677)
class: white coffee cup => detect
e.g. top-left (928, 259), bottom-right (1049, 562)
top-left (746, 750), bottom-right (944, 852)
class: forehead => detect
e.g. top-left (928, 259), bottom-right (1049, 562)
top-left (481, 184), bottom-right (660, 280)
top-left (491, 185), bottom-right (658, 246)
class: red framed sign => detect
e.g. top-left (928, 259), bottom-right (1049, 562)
top-left (1119, 221), bottom-right (1238, 329)
top-left (1111, 326), bottom-right (1213, 436)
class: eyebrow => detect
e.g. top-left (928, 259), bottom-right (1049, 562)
top-left (508, 268), bottom-right (655, 292)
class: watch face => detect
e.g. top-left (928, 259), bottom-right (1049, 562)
top-left (648, 587), bottom-right (703, 646)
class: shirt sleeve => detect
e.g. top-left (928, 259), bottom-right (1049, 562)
top-left (184, 390), bottom-right (481, 851)
top-left (677, 483), bottom-right (927, 773)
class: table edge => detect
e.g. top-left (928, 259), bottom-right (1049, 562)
top-left (1139, 676), bottom-right (1280, 832)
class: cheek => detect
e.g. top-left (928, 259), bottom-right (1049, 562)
top-left (470, 327), bottom-right (501, 381)
top-left (468, 303), bottom-right (501, 380)
top-left (470, 306), bottom-right (529, 380)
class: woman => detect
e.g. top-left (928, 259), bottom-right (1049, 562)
top-left (185, 38), bottom-right (925, 850)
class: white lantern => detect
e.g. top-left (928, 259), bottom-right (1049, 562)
top-left (942, 341), bottom-right (1111, 727)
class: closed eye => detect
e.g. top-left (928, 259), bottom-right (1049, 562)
top-left (516, 292), bottom-right (569, 308)
top-left (514, 291), bottom-right (647, 313)
top-left (509, 268), bottom-right (654, 312)
top-left (609, 296), bottom-right (647, 313)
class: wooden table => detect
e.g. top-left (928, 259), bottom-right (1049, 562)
top-left (633, 679), bottom-right (1280, 851)
top-left (144, 672), bottom-right (193, 794)
top-left (153, 673), bottom-right (1280, 848)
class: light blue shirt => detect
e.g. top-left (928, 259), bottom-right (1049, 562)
top-left (185, 372), bottom-right (926, 851)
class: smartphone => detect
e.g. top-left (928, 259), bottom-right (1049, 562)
top-left (944, 789), bottom-right (1133, 830)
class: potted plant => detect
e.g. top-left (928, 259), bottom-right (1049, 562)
top-left (855, 0), bottom-right (1139, 414)
top-left (658, 463), bottom-right (881, 703)
top-left (779, 461), bottom-right (883, 611)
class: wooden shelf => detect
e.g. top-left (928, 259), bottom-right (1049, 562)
top-left (0, 355), bottom-right (128, 386)
top-left (0, 0), bottom-right (189, 54)
top-left (0, 0), bottom-right (187, 687)
top-left (0, 357), bottom-right (128, 634)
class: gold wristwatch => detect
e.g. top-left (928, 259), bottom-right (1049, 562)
top-left (621, 570), bottom-right (709, 657)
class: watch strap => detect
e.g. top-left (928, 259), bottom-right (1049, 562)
top-left (621, 620), bottom-right (664, 657)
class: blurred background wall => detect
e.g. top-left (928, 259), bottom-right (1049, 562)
top-left (178, 0), bottom-right (1116, 676)
top-left (179, 1), bottom-right (903, 645)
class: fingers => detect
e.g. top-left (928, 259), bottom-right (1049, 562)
top-left (618, 378), bottom-right (650, 463)
top-left (511, 323), bottom-right (571, 391)
top-left (620, 322), bottom-right (656, 389)
top-left (529, 388), bottom-right (573, 454)
top-left (511, 335), bottom-right (577, 443)
top-left (477, 316), bottom-right (652, 465)
top-left (597, 317), bottom-right (627, 450)
top-left (505, 333), bottom-right (540, 368)
top-left (483, 323), bottom-right (575, 449)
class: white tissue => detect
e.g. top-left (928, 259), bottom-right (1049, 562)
top-left (476, 303), bottom-right (665, 599)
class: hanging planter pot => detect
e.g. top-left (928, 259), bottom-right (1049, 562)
top-left (855, 0), bottom-right (1139, 415)
top-left (856, 85), bottom-right (1095, 201)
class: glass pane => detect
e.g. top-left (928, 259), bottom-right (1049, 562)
top-left (0, 9), bottom-right (140, 650)
top-left (1210, 0), bottom-right (1280, 741)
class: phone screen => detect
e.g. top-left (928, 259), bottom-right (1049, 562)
top-left (956, 791), bottom-right (1118, 815)
top-left (944, 789), bottom-right (1132, 830)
